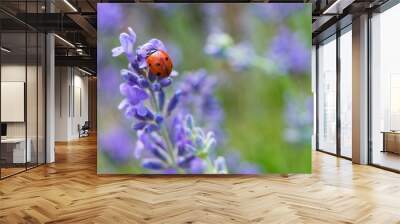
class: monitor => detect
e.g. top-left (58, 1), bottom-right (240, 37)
top-left (1, 123), bottom-right (7, 137)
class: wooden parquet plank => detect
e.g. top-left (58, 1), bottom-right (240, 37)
top-left (0, 135), bottom-right (400, 223)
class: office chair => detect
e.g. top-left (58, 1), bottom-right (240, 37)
top-left (79, 121), bottom-right (90, 138)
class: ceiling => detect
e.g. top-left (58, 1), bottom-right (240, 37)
top-left (310, 0), bottom-right (390, 43)
top-left (0, 0), bottom-right (394, 73)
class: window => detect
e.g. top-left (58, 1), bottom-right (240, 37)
top-left (339, 28), bottom-right (352, 158)
top-left (317, 36), bottom-right (337, 154)
top-left (370, 3), bottom-right (400, 171)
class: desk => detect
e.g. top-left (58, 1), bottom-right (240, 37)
top-left (382, 131), bottom-right (400, 154)
top-left (1, 138), bottom-right (31, 163)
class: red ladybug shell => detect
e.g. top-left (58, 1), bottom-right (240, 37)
top-left (146, 50), bottom-right (173, 78)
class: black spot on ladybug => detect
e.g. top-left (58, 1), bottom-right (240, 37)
top-left (157, 72), bottom-right (161, 76)
top-left (148, 63), bottom-right (151, 67)
top-left (156, 63), bottom-right (161, 67)
top-left (165, 57), bottom-right (169, 61)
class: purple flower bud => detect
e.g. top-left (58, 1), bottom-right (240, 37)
top-left (185, 115), bottom-right (194, 129)
top-left (177, 155), bottom-right (195, 168)
top-left (138, 78), bottom-right (150, 88)
top-left (121, 69), bottom-right (140, 86)
top-left (148, 38), bottom-right (166, 51)
top-left (136, 104), bottom-right (148, 117)
top-left (195, 136), bottom-right (204, 148)
top-left (120, 84), bottom-right (149, 105)
top-left (129, 61), bottom-right (144, 76)
top-left (132, 122), bottom-right (147, 130)
top-left (119, 83), bottom-right (130, 96)
top-left (149, 144), bottom-right (169, 162)
top-left (145, 123), bottom-right (160, 133)
top-left (124, 106), bottom-right (135, 119)
top-left (119, 32), bottom-right (134, 57)
top-left (127, 27), bottom-right (136, 40)
top-left (152, 83), bottom-right (161, 91)
top-left (155, 115), bottom-right (164, 124)
top-left (177, 143), bottom-right (186, 156)
top-left (149, 132), bottom-right (167, 150)
top-left (148, 72), bottom-right (157, 82)
top-left (190, 158), bottom-right (206, 174)
top-left (159, 77), bottom-right (172, 87)
top-left (167, 90), bottom-right (182, 115)
top-left (112, 46), bottom-right (124, 57)
top-left (134, 104), bottom-right (154, 120)
top-left (136, 48), bottom-right (148, 69)
top-left (157, 90), bottom-right (165, 111)
top-left (118, 99), bottom-right (129, 110)
top-left (142, 158), bottom-right (166, 170)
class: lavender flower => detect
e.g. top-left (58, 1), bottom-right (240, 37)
top-left (177, 69), bottom-right (224, 141)
top-left (251, 3), bottom-right (305, 22)
top-left (112, 27), bottom-right (227, 174)
top-left (267, 27), bottom-right (310, 75)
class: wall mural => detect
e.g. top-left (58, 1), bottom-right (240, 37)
top-left (97, 3), bottom-right (312, 174)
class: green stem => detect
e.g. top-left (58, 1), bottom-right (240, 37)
top-left (144, 73), bottom-right (184, 174)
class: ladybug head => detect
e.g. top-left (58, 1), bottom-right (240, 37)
top-left (146, 49), bottom-right (158, 58)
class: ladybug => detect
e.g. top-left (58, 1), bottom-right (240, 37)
top-left (146, 49), bottom-right (173, 78)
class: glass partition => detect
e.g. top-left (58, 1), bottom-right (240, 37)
top-left (0, 1), bottom-right (46, 179)
top-left (317, 36), bottom-right (337, 154)
top-left (1, 30), bottom-right (28, 177)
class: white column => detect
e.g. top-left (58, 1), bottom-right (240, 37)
top-left (352, 14), bottom-right (369, 164)
top-left (45, 0), bottom-right (55, 163)
top-left (46, 33), bottom-right (55, 163)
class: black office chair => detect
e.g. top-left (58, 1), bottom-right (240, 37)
top-left (78, 121), bottom-right (90, 138)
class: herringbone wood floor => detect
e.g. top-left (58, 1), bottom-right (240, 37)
top-left (1, 135), bottom-right (400, 224)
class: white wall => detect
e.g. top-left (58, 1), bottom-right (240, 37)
top-left (55, 67), bottom-right (89, 141)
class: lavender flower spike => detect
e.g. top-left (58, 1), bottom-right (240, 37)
top-left (112, 27), bottom-right (228, 174)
